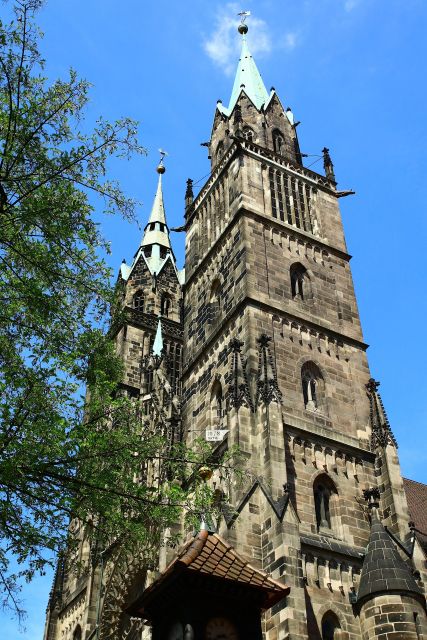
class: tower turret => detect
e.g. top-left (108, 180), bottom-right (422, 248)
top-left (208, 20), bottom-right (302, 169)
top-left (357, 489), bottom-right (426, 639)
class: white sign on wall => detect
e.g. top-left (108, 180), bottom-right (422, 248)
top-left (205, 429), bottom-right (228, 442)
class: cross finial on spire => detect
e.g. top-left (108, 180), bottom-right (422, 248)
top-left (237, 10), bottom-right (250, 35)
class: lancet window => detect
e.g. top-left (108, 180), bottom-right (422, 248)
top-left (161, 294), bottom-right (171, 317)
top-left (321, 612), bottom-right (341, 640)
top-left (73, 626), bottom-right (82, 640)
top-left (216, 141), bottom-right (224, 162)
top-left (133, 291), bottom-right (144, 311)
top-left (290, 263), bottom-right (308, 300)
top-left (272, 129), bottom-right (285, 154)
top-left (301, 361), bottom-right (323, 411)
top-left (209, 279), bottom-right (221, 323)
top-left (211, 380), bottom-right (224, 427)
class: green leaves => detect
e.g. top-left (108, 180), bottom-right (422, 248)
top-left (0, 0), bottom-right (150, 617)
top-left (0, 1), bottom-right (240, 621)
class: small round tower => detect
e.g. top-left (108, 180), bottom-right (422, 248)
top-left (357, 489), bottom-right (427, 639)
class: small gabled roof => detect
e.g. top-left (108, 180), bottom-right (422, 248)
top-left (219, 37), bottom-right (271, 116)
top-left (357, 511), bottom-right (422, 605)
top-left (128, 528), bottom-right (289, 618)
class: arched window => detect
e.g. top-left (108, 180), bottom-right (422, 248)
top-left (290, 263), bottom-right (308, 300)
top-left (273, 129), bottom-right (285, 155)
top-left (73, 625), bottom-right (82, 640)
top-left (209, 279), bottom-right (221, 323)
top-left (301, 361), bottom-right (323, 411)
top-left (211, 380), bottom-right (224, 427)
top-left (242, 126), bottom-right (254, 142)
top-left (161, 294), bottom-right (171, 317)
top-left (216, 141), bottom-right (224, 161)
top-left (321, 611), bottom-right (341, 640)
top-left (313, 475), bottom-right (338, 531)
top-left (133, 291), bottom-right (144, 311)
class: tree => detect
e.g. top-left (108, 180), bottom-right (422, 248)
top-left (0, 1), bottom-right (228, 618)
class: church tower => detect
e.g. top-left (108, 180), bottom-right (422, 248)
top-left (44, 16), bottom-right (427, 640)
top-left (154, 18), bottom-right (426, 640)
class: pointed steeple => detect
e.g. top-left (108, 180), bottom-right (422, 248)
top-left (152, 319), bottom-right (163, 357)
top-left (366, 379), bottom-right (397, 450)
top-left (140, 157), bottom-right (175, 266)
top-left (217, 20), bottom-right (272, 117)
top-left (228, 36), bottom-right (270, 113)
top-left (357, 506), bottom-right (422, 606)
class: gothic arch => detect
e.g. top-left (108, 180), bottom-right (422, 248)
top-left (160, 293), bottom-right (172, 317)
top-left (210, 378), bottom-right (224, 427)
top-left (272, 128), bottom-right (285, 155)
top-left (316, 605), bottom-right (347, 640)
top-left (301, 361), bottom-right (327, 413)
top-left (312, 473), bottom-right (340, 535)
top-left (290, 262), bottom-right (314, 301)
top-left (133, 290), bottom-right (144, 311)
top-left (98, 547), bottom-right (147, 640)
top-left (209, 278), bottom-right (221, 323)
top-left (215, 141), bottom-right (224, 163)
top-left (73, 625), bottom-right (82, 640)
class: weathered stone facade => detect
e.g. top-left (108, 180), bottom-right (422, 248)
top-left (44, 28), bottom-right (427, 640)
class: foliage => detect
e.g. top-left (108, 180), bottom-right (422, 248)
top-left (0, 0), bottom-right (233, 619)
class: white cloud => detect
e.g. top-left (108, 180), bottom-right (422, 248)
top-left (344, 0), bottom-right (361, 11)
top-left (203, 4), bottom-right (272, 76)
top-left (283, 31), bottom-right (298, 50)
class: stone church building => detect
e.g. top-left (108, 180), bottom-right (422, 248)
top-left (44, 21), bottom-right (427, 640)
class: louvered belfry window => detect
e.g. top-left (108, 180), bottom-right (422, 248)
top-left (269, 167), bottom-right (313, 233)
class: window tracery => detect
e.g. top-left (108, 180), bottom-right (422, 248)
top-left (242, 126), bottom-right (254, 142)
top-left (133, 291), bottom-right (144, 311)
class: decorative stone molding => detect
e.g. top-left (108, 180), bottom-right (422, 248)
top-left (226, 338), bottom-right (254, 410)
top-left (255, 334), bottom-right (282, 407)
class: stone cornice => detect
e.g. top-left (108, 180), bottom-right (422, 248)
top-left (185, 137), bottom-right (336, 226)
top-left (284, 419), bottom-right (375, 460)
top-left (185, 205), bottom-right (351, 289)
top-left (300, 534), bottom-right (365, 561)
top-left (182, 296), bottom-right (368, 378)
top-left (110, 309), bottom-right (183, 342)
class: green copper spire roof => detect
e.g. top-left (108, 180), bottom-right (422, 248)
top-left (141, 173), bottom-right (172, 251)
top-left (152, 319), bottom-right (163, 357)
top-left (219, 35), bottom-right (271, 116)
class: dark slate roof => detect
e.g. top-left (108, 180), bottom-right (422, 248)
top-left (357, 513), bottom-right (422, 605)
top-left (404, 477), bottom-right (427, 554)
top-left (300, 534), bottom-right (365, 560)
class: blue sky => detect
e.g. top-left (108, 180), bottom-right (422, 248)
top-left (2, 0), bottom-right (427, 636)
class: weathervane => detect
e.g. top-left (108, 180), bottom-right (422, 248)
top-left (156, 148), bottom-right (168, 174)
top-left (237, 10), bottom-right (250, 35)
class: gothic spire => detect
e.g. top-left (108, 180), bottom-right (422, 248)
top-left (218, 22), bottom-right (272, 117)
top-left (366, 378), bottom-right (397, 450)
top-left (141, 160), bottom-right (174, 259)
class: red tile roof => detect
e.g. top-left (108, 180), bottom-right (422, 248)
top-left (128, 529), bottom-right (289, 618)
top-left (403, 477), bottom-right (427, 553)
